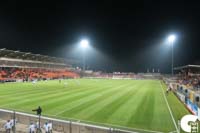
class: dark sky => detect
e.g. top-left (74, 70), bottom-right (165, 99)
top-left (0, 1), bottom-right (200, 73)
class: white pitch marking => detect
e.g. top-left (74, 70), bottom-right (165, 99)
top-left (159, 82), bottom-right (179, 133)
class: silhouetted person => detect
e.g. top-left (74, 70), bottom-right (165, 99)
top-left (32, 106), bottom-right (42, 115)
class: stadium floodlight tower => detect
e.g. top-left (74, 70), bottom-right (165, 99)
top-left (167, 34), bottom-right (176, 76)
top-left (80, 39), bottom-right (89, 71)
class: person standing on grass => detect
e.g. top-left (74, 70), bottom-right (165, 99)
top-left (32, 106), bottom-right (42, 115)
top-left (166, 88), bottom-right (169, 94)
top-left (4, 120), bottom-right (11, 133)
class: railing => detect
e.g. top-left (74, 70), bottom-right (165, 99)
top-left (0, 109), bottom-right (138, 133)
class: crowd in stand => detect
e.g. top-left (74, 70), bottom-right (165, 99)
top-left (0, 68), bottom-right (79, 82)
top-left (178, 75), bottom-right (200, 90)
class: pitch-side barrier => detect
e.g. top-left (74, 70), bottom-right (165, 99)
top-left (0, 108), bottom-right (161, 133)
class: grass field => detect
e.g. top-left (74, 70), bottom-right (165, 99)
top-left (0, 79), bottom-right (189, 132)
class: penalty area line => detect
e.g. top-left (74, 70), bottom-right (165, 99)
top-left (159, 82), bottom-right (179, 133)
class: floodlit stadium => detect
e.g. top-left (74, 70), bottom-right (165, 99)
top-left (1, 48), bottom-right (199, 133)
top-left (2, 1), bottom-right (200, 133)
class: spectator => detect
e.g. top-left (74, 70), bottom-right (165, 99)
top-left (10, 119), bottom-right (17, 132)
top-left (29, 123), bottom-right (36, 133)
top-left (48, 121), bottom-right (53, 133)
top-left (4, 120), bottom-right (11, 133)
top-left (35, 121), bottom-right (39, 130)
top-left (43, 122), bottom-right (49, 133)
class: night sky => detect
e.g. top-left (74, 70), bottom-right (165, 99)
top-left (0, 1), bottom-right (200, 73)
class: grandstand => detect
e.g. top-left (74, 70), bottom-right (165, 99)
top-left (0, 48), bottom-right (79, 82)
top-left (173, 65), bottom-right (200, 114)
top-left (0, 48), bottom-right (70, 68)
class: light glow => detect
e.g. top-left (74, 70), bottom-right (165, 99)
top-left (168, 35), bottom-right (176, 43)
top-left (80, 39), bottom-right (89, 48)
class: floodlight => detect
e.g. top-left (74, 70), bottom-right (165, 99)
top-left (80, 39), bottom-right (89, 48)
top-left (168, 35), bottom-right (176, 43)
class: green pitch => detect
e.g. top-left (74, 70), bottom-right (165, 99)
top-left (0, 79), bottom-right (189, 132)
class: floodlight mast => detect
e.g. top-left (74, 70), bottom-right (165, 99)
top-left (80, 39), bottom-right (89, 71)
top-left (167, 35), bottom-right (176, 76)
